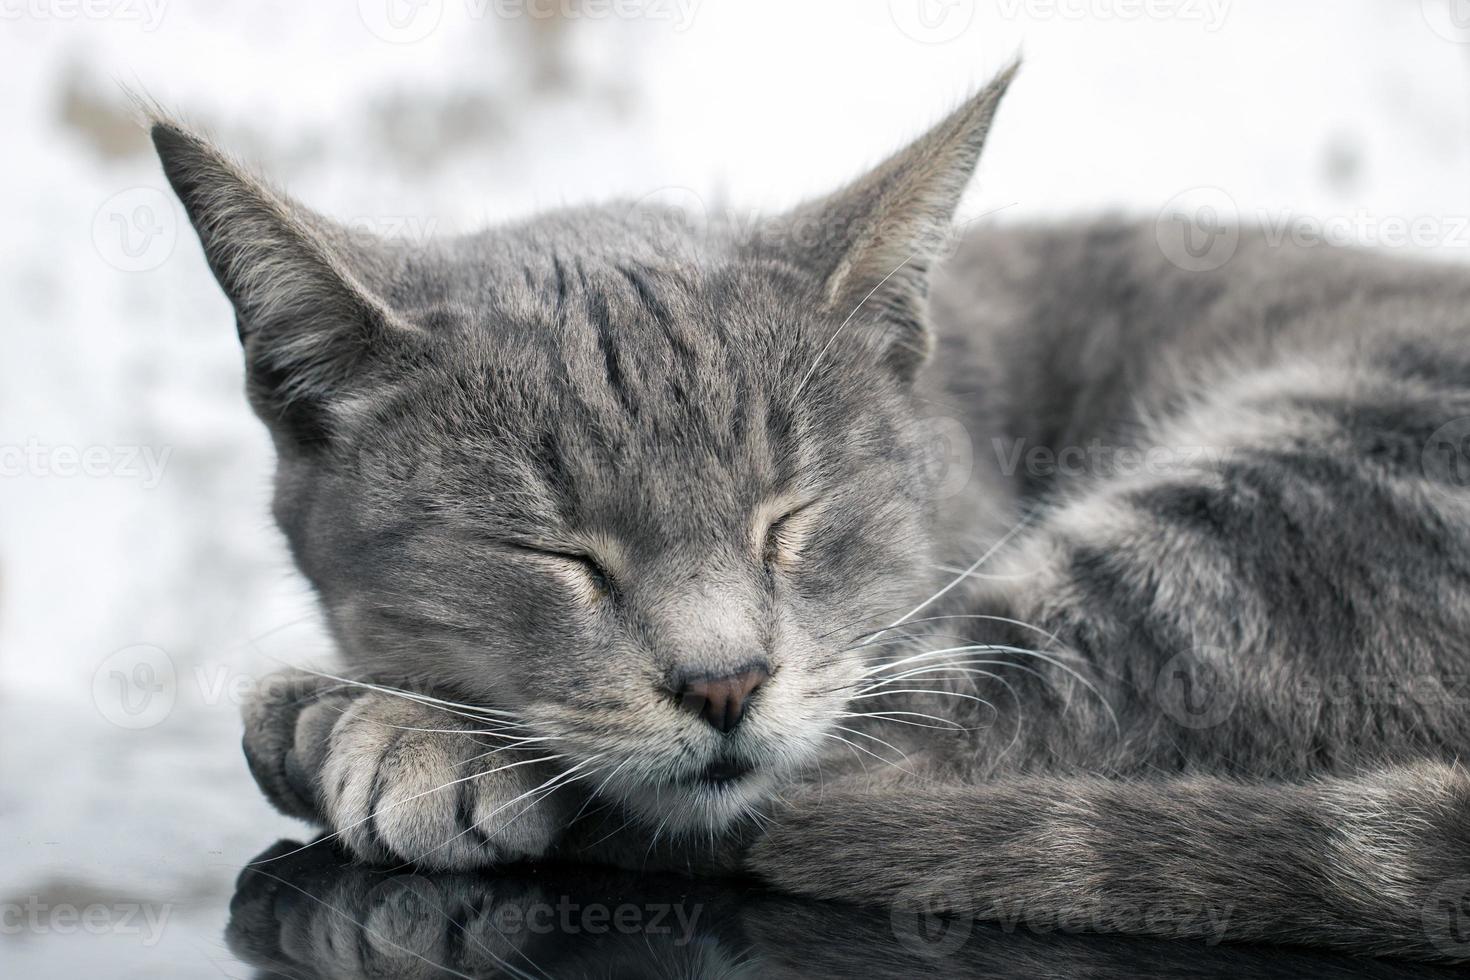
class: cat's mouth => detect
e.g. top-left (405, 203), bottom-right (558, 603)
top-left (672, 757), bottom-right (756, 788)
top-left (695, 757), bottom-right (755, 785)
top-left (604, 734), bottom-right (815, 833)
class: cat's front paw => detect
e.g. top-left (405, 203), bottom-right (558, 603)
top-left (243, 671), bottom-right (571, 870)
top-left (320, 693), bottom-right (572, 870)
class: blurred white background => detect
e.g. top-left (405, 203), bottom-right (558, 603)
top-left (6, 1), bottom-right (1470, 975)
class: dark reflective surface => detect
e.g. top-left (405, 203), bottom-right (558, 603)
top-left (224, 839), bottom-right (1463, 980)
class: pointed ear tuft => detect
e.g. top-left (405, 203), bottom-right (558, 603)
top-left (786, 61), bottom-right (1018, 381)
top-left (150, 117), bottom-right (415, 447)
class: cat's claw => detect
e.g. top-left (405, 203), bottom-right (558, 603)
top-left (242, 670), bottom-right (569, 870)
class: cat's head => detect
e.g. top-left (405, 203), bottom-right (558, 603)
top-left (153, 66), bottom-right (1014, 832)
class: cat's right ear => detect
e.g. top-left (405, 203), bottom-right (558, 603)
top-left (773, 63), bottom-right (1017, 383)
top-left (150, 120), bottom-right (416, 448)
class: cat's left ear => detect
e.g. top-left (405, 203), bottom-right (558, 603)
top-left (148, 116), bottom-right (419, 450)
top-left (780, 62), bottom-right (1017, 381)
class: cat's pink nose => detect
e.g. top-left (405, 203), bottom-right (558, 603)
top-left (675, 666), bottom-right (769, 734)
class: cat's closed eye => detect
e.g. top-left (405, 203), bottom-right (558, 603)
top-left (515, 545), bottom-right (613, 600)
top-left (762, 502), bottom-right (818, 567)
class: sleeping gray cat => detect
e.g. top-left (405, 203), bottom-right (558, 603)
top-left (152, 64), bottom-right (1470, 962)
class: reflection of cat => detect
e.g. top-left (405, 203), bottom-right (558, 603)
top-left (226, 841), bottom-right (1454, 979)
top-left (227, 841), bottom-right (746, 980)
top-left (158, 63), bottom-right (1470, 960)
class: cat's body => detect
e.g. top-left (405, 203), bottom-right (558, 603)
top-left (742, 221), bottom-right (1470, 960)
top-left (926, 218), bottom-right (1470, 782)
top-left (153, 66), bottom-right (1470, 962)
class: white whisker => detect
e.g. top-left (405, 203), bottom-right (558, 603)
top-left (831, 724), bottom-right (913, 766)
top-left (249, 754), bottom-right (567, 866)
top-left (817, 730), bottom-right (888, 774)
top-left (864, 513), bottom-right (1035, 644)
top-left (837, 710), bottom-right (977, 731)
top-left (858, 658), bottom-right (1052, 689)
top-left (848, 689), bottom-right (996, 711)
top-left (405, 755), bottom-right (604, 869)
top-left (287, 665), bottom-right (534, 727)
top-left (243, 869), bottom-right (494, 980)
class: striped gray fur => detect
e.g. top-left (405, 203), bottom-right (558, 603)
top-left (158, 64), bottom-right (1470, 961)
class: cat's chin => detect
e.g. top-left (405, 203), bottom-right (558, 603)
top-left (617, 769), bottom-right (779, 835)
